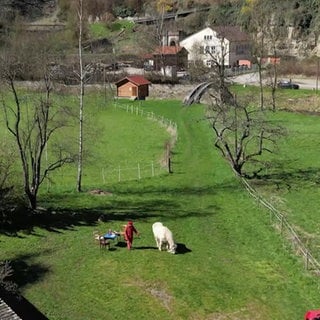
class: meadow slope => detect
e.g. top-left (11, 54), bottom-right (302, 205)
top-left (1, 98), bottom-right (319, 320)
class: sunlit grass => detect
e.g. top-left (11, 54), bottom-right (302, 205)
top-left (1, 96), bottom-right (320, 319)
top-left (89, 20), bottom-right (135, 38)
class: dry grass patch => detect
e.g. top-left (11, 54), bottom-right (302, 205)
top-left (131, 279), bottom-right (174, 311)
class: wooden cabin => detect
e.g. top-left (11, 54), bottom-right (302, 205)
top-left (115, 75), bottom-right (151, 100)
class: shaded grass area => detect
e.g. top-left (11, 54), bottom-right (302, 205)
top-left (1, 99), bottom-right (320, 319)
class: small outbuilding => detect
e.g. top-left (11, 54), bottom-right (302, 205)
top-left (144, 45), bottom-right (188, 72)
top-left (115, 75), bottom-right (151, 100)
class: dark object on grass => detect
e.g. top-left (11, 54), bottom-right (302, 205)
top-left (175, 243), bottom-right (192, 254)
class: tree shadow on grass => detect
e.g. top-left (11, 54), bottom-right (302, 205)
top-left (250, 165), bottom-right (320, 190)
top-left (131, 243), bottom-right (191, 254)
top-left (0, 182), bottom-right (230, 304)
top-left (5, 252), bottom-right (50, 289)
top-left (0, 180), bottom-right (242, 237)
top-left (0, 252), bottom-right (50, 320)
top-left (133, 246), bottom-right (158, 250)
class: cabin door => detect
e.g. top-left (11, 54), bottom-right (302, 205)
top-left (132, 86), bottom-right (137, 96)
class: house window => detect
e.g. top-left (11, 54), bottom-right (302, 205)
top-left (204, 46), bottom-right (216, 54)
top-left (236, 44), bottom-right (248, 54)
top-left (204, 35), bottom-right (213, 40)
top-left (206, 60), bottom-right (214, 67)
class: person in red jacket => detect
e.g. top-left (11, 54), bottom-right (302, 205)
top-left (305, 310), bottom-right (320, 320)
top-left (124, 220), bottom-right (139, 250)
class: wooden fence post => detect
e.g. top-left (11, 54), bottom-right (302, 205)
top-left (138, 163), bottom-right (141, 179)
top-left (305, 252), bottom-right (309, 270)
top-left (102, 168), bottom-right (105, 184)
top-left (165, 141), bottom-right (172, 173)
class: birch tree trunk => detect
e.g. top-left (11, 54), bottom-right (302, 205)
top-left (76, 0), bottom-right (84, 192)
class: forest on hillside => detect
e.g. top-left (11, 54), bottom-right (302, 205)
top-left (0, 0), bottom-right (319, 36)
top-left (0, 0), bottom-right (319, 84)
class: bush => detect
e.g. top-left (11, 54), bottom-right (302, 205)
top-left (0, 261), bottom-right (18, 294)
top-left (113, 6), bottom-right (136, 18)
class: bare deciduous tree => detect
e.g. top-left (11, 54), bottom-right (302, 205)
top-left (0, 260), bottom-right (18, 295)
top-left (0, 62), bottom-right (75, 209)
top-left (73, 0), bottom-right (94, 192)
top-left (76, 0), bottom-right (85, 192)
top-left (239, 0), bottom-right (269, 110)
top-left (206, 89), bottom-right (285, 178)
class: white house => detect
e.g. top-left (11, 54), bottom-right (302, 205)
top-left (179, 26), bottom-right (251, 68)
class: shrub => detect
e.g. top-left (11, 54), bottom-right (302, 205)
top-left (0, 261), bottom-right (18, 295)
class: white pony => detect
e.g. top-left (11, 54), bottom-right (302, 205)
top-left (152, 222), bottom-right (177, 254)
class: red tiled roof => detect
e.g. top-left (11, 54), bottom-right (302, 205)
top-left (143, 53), bottom-right (153, 59)
top-left (115, 75), bottom-right (151, 86)
top-left (153, 46), bottom-right (185, 55)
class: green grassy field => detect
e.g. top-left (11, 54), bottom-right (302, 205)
top-left (1, 95), bottom-right (320, 319)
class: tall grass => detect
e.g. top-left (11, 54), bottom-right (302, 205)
top-left (1, 96), bottom-right (320, 319)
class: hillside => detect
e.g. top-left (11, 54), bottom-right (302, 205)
top-left (1, 97), bottom-right (320, 319)
top-left (1, 0), bottom-right (320, 60)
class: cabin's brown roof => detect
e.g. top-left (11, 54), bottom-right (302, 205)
top-left (116, 75), bottom-right (151, 86)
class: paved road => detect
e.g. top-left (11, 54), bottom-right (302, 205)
top-left (125, 68), bottom-right (319, 91)
top-left (232, 72), bottom-right (319, 90)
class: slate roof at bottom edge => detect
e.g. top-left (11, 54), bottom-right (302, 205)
top-left (0, 298), bottom-right (22, 320)
top-left (0, 289), bottom-right (49, 320)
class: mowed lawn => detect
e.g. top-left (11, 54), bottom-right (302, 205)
top-left (1, 95), bottom-right (320, 320)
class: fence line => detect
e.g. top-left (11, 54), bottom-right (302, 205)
top-left (47, 161), bottom-right (168, 190)
top-left (47, 103), bottom-right (177, 190)
top-left (100, 161), bottom-right (166, 183)
top-left (241, 177), bottom-right (320, 274)
top-left (113, 102), bottom-right (178, 173)
top-left (113, 102), bottom-right (178, 135)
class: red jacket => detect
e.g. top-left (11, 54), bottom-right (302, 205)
top-left (305, 310), bottom-right (320, 320)
top-left (125, 224), bottom-right (138, 241)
